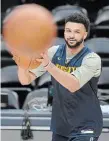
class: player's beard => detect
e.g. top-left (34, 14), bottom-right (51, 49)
top-left (64, 37), bottom-right (84, 49)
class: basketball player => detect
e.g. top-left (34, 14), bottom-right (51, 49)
top-left (18, 12), bottom-right (103, 141)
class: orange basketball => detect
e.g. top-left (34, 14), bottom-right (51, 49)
top-left (3, 4), bottom-right (57, 69)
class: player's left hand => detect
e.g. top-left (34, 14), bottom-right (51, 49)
top-left (36, 51), bottom-right (51, 67)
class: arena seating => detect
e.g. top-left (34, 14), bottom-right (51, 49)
top-left (85, 37), bottom-right (109, 66)
top-left (23, 88), bottom-right (48, 110)
top-left (52, 5), bottom-right (88, 24)
top-left (1, 66), bottom-right (33, 108)
top-left (0, 88), bottom-right (19, 109)
top-left (93, 5), bottom-right (109, 37)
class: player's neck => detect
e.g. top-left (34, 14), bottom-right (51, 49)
top-left (66, 43), bottom-right (84, 56)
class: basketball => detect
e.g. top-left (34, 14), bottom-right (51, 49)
top-left (3, 4), bottom-right (57, 69)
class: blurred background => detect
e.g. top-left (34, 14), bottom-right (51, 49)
top-left (1, 0), bottom-right (109, 141)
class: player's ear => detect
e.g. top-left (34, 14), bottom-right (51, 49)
top-left (83, 32), bottom-right (88, 40)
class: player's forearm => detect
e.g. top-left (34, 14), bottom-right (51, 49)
top-left (18, 67), bottom-right (36, 85)
top-left (45, 62), bottom-right (80, 92)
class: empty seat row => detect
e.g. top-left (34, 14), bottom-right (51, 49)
top-left (1, 86), bottom-right (109, 110)
top-left (1, 65), bottom-right (109, 88)
top-left (1, 4), bottom-right (109, 37)
top-left (1, 88), bottom-right (50, 110)
top-left (1, 66), bottom-right (109, 109)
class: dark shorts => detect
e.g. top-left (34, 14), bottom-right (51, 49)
top-left (52, 133), bottom-right (99, 141)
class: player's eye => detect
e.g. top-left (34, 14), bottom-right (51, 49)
top-left (75, 31), bottom-right (80, 33)
top-left (65, 29), bottom-right (71, 32)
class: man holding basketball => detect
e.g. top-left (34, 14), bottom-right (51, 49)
top-left (18, 12), bottom-right (103, 141)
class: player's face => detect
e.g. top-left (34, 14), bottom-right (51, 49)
top-left (64, 22), bottom-right (88, 49)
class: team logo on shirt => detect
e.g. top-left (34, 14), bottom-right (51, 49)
top-left (57, 57), bottom-right (61, 60)
top-left (56, 64), bottom-right (77, 73)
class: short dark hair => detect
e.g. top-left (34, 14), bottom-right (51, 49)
top-left (65, 12), bottom-right (90, 33)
